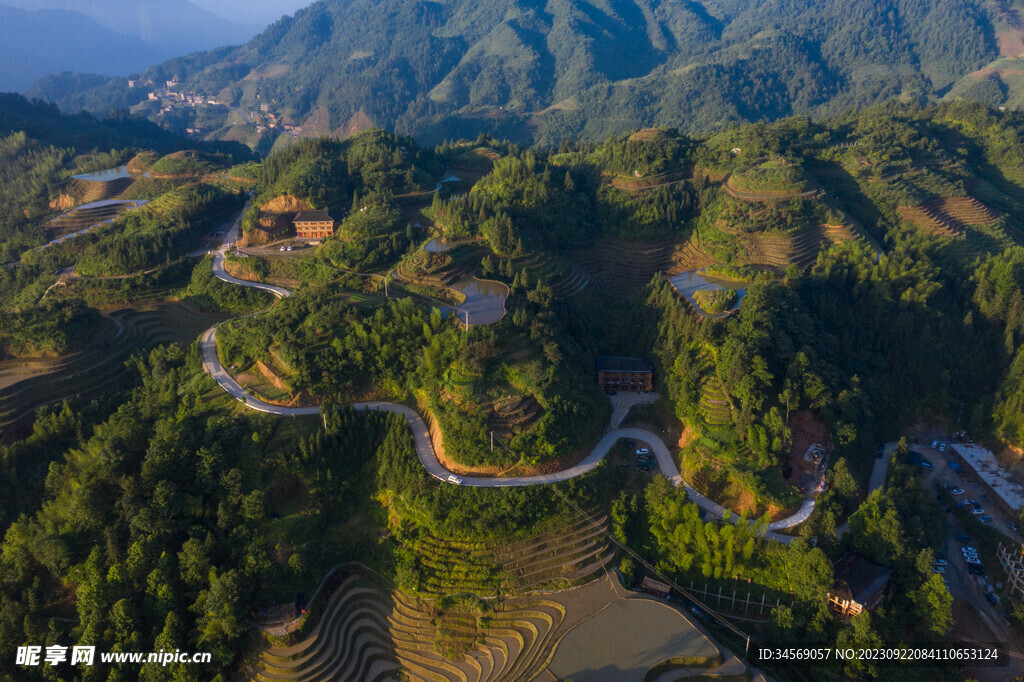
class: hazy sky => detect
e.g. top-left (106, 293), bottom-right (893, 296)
top-left (188, 0), bottom-right (312, 27)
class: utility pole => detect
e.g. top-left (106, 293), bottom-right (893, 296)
top-left (383, 275), bottom-right (389, 298)
top-left (490, 431), bottom-right (494, 452)
top-left (464, 311), bottom-right (470, 332)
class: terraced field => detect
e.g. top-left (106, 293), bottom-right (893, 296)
top-left (254, 518), bottom-right (617, 682)
top-left (694, 349), bottom-right (734, 427)
top-left (737, 223), bottom-right (866, 271)
top-left (0, 302), bottom-right (225, 438)
top-left (256, 572), bottom-right (401, 682)
top-left (667, 238), bottom-right (718, 276)
top-left (70, 175), bottom-right (135, 203)
top-left (486, 395), bottom-right (542, 441)
top-left (45, 200), bottom-right (143, 240)
top-left (510, 250), bottom-right (589, 297)
top-left (570, 238), bottom-right (680, 298)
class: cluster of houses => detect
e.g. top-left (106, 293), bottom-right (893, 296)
top-left (129, 78), bottom-right (302, 138)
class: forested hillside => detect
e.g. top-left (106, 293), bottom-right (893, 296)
top-left (37, 0), bottom-right (1013, 146)
top-left (6, 88), bottom-right (1024, 678)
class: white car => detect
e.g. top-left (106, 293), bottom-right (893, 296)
top-left (286, 246), bottom-right (293, 251)
top-left (636, 448), bottom-right (650, 456)
top-left (279, 246), bottom-right (286, 251)
top-left (951, 488), bottom-right (965, 495)
top-left (972, 508), bottom-right (986, 515)
top-left (938, 443), bottom-right (947, 452)
top-left (447, 474), bottom-right (463, 485)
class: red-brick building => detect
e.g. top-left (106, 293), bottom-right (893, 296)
top-left (597, 357), bottom-right (654, 392)
top-left (293, 210), bottom-right (335, 239)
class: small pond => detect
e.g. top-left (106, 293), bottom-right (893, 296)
top-left (450, 277), bottom-right (508, 326)
top-left (72, 166), bottom-right (132, 182)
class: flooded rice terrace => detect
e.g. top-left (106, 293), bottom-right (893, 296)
top-left (669, 269), bottom-right (748, 319)
top-left (450, 277), bottom-right (508, 326)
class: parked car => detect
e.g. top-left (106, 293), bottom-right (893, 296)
top-left (980, 515), bottom-right (992, 523)
top-left (920, 460), bottom-right (933, 470)
top-left (938, 443), bottom-right (947, 452)
top-left (972, 508), bottom-right (986, 515)
top-left (968, 564), bottom-right (986, 576)
top-left (279, 246), bottom-right (286, 251)
top-left (957, 534), bottom-right (971, 542)
top-left (1009, 521), bottom-right (1019, 533)
top-left (986, 593), bottom-right (1000, 606)
top-left (447, 474), bottom-right (463, 485)
top-left (636, 448), bottom-right (650, 456)
top-left (935, 559), bottom-right (947, 566)
top-left (931, 440), bottom-right (939, 449)
top-left (286, 246), bottom-right (293, 251)
top-left (877, 446), bottom-right (885, 459)
top-left (933, 565), bottom-right (945, 574)
top-left (951, 488), bottom-right (965, 495)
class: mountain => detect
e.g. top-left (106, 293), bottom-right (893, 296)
top-left (0, 5), bottom-right (165, 92)
top-left (33, 0), bottom-right (1007, 145)
top-left (0, 0), bottom-right (260, 55)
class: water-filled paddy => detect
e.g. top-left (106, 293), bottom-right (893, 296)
top-left (72, 166), bottom-right (132, 182)
top-left (547, 598), bottom-right (717, 682)
top-left (450, 277), bottom-right (508, 326)
top-left (669, 269), bottom-right (747, 319)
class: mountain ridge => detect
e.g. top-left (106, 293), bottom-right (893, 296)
top-left (30, 0), bottom-right (1011, 145)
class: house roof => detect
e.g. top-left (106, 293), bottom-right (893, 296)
top-left (832, 553), bottom-right (890, 605)
top-left (293, 210), bottom-right (333, 223)
top-left (597, 356), bottom-right (652, 373)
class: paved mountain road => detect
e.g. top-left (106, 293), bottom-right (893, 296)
top-left (199, 215), bottom-right (809, 543)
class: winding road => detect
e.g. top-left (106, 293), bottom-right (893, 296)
top-left (199, 206), bottom-right (810, 543)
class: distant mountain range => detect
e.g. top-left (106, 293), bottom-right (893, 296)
top-left (0, 0), bottom-right (261, 93)
top-left (25, 0), bottom-right (1024, 145)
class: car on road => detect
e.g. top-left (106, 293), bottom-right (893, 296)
top-left (1009, 521), bottom-right (1019, 533)
top-left (986, 593), bottom-right (1000, 606)
top-left (877, 446), bottom-right (885, 459)
top-left (951, 487), bottom-right (965, 495)
top-left (447, 474), bottom-right (463, 485)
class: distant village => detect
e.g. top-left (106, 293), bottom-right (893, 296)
top-left (128, 78), bottom-right (302, 139)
